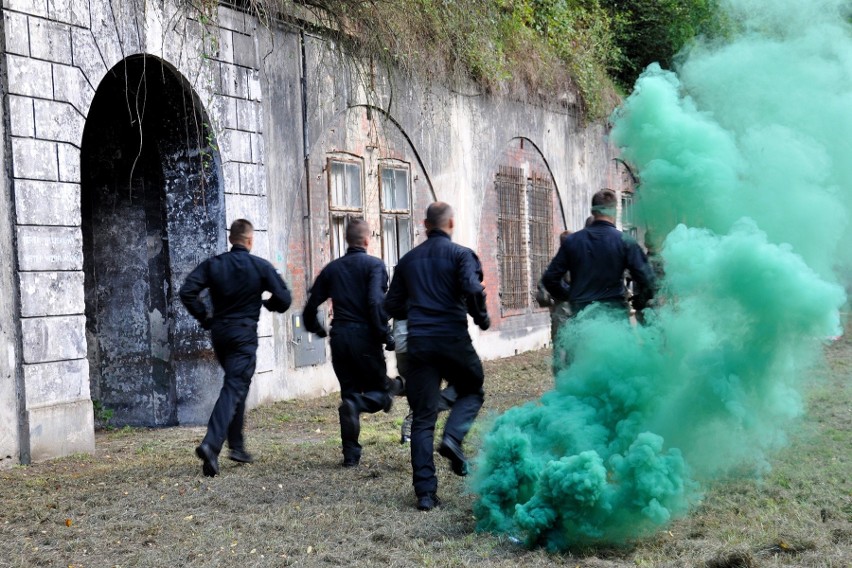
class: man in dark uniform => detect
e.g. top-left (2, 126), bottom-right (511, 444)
top-left (302, 218), bottom-right (401, 468)
top-left (385, 202), bottom-right (490, 511)
top-left (542, 189), bottom-right (654, 320)
top-left (179, 219), bottom-right (292, 477)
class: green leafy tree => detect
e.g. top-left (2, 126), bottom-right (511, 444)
top-left (602, 0), bottom-right (728, 89)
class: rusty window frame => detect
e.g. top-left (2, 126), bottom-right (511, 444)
top-left (496, 165), bottom-right (528, 311)
top-left (328, 157), bottom-right (364, 259)
top-left (527, 172), bottom-right (553, 302)
top-left (378, 164), bottom-right (413, 278)
top-left (380, 215), bottom-right (413, 280)
top-left (329, 212), bottom-right (362, 260)
top-left (379, 165), bottom-right (411, 213)
top-left (328, 158), bottom-right (363, 212)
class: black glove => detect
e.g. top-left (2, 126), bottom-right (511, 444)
top-left (631, 295), bottom-right (649, 312)
top-left (263, 297), bottom-right (290, 313)
top-left (201, 317), bottom-right (213, 330)
top-left (478, 316), bottom-right (491, 331)
top-left (385, 339), bottom-right (396, 352)
top-left (313, 327), bottom-right (328, 339)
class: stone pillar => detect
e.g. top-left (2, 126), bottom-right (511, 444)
top-left (3, 0), bottom-right (95, 461)
top-left (214, 6), bottom-right (277, 406)
top-left (0, 14), bottom-right (23, 466)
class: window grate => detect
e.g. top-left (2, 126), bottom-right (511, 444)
top-left (497, 165), bottom-right (528, 310)
top-left (528, 172), bottom-right (553, 300)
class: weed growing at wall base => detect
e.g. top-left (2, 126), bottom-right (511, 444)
top-left (91, 400), bottom-right (114, 430)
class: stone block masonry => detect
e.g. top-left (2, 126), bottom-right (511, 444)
top-left (1, 0), bottom-right (273, 463)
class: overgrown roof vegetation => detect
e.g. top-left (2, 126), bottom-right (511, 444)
top-left (226, 0), bottom-right (726, 121)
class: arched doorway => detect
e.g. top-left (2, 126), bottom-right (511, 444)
top-left (81, 56), bottom-right (224, 427)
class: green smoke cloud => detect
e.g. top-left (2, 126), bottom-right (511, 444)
top-left (472, 0), bottom-right (850, 548)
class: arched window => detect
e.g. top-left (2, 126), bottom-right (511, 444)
top-left (496, 166), bottom-right (554, 312)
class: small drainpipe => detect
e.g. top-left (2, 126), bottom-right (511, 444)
top-left (299, 29), bottom-right (314, 290)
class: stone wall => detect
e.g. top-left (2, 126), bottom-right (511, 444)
top-left (0, 12), bottom-right (23, 464)
top-left (0, 1), bottom-right (632, 463)
top-left (257, 30), bottom-right (630, 368)
top-left (0, 0), bottom-right (271, 461)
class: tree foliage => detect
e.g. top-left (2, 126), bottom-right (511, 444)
top-left (199, 0), bottom-right (727, 120)
top-left (602, 0), bottom-right (729, 89)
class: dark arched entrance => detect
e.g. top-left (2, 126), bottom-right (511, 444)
top-left (81, 56), bottom-right (223, 426)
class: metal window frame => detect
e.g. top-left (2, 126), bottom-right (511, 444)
top-left (378, 162), bottom-right (413, 277)
top-left (380, 214), bottom-right (413, 279)
top-left (496, 165), bottom-right (529, 312)
top-left (527, 171), bottom-right (554, 306)
top-left (621, 190), bottom-right (638, 242)
top-left (327, 156), bottom-right (364, 259)
top-left (329, 212), bottom-right (361, 260)
top-left (378, 162), bottom-right (412, 214)
top-left (327, 156), bottom-right (364, 213)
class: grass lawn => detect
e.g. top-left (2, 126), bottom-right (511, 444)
top-left (0, 339), bottom-right (849, 567)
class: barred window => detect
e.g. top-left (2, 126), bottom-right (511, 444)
top-left (380, 165), bottom-right (413, 278)
top-left (496, 166), bottom-right (528, 310)
top-left (496, 166), bottom-right (554, 313)
top-left (329, 159), bottom-right (363, 258)
top-left (527, 173), bottom-right (553, 299)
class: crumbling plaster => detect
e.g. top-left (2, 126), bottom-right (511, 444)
top-left (2, 0), bottom-right (630, 463)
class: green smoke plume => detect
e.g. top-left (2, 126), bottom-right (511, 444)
top-left (472, 0), bottom-right (850, 548)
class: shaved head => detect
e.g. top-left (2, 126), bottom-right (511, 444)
top-left (229, 219), bottom-right (254, 250)
top-left (591, 189), bottom-right (617, 219)
top-left (425, 202), bottom-right (454, 231)
top-left (345, 218), bottom-right (370, 247)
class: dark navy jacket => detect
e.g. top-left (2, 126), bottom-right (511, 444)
top-left (542, 220), bottom-right (654, 310)
top-left (302, 246), bottom-right (390, 340)
top-left (179, 244), bottom-right (292, 326)
top-left (384, 230), bottom-right (489, 337)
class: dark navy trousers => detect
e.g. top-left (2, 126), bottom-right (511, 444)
top-left (330, 325), bottom-right (391, 462)
top-left (202, 321), bottom-right (258, 454)
top-left (406, 335), bottom-right (484, 497)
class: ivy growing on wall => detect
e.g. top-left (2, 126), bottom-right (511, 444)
top-left (185, 0), bottom-right (726, 121)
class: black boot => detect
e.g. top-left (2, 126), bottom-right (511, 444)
top-left (339, 399), bottom-right (361, 466)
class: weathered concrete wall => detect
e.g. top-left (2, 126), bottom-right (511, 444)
top-left (1, 1), bottom-right (631, 461)
top-left (257, 28), bottom-right (627, 372)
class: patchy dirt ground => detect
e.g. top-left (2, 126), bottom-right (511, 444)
top-left (1, 339), bottom-right (850, 568)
